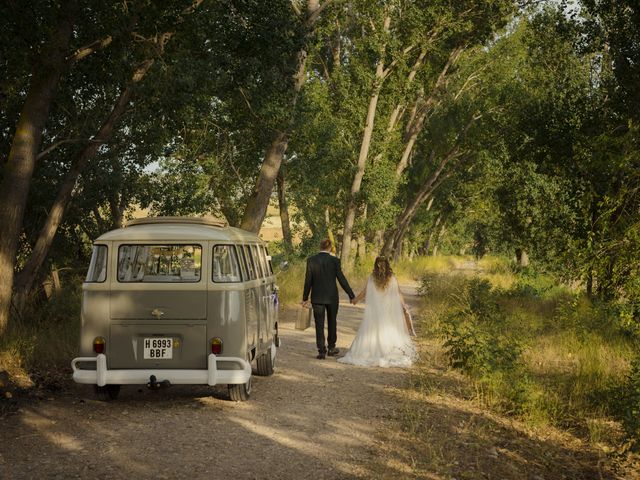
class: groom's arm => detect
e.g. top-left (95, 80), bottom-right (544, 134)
top-left (302, 259), bottom-right (312, 302)
top-left (335, 258), bottom-right (355, 299)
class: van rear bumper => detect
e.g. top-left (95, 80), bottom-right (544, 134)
top-left (71, 353), bottom-right (251, 386)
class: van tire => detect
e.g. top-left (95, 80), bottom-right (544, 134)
top-left (256, 347), bottom-right (275, 376)
top-left (228, 377), bottom-right (251, 402)
top-left (94, 384), bottom-right (120, 401)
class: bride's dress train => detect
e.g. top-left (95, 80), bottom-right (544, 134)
top-left (338, 276), bottom-right (416, 367)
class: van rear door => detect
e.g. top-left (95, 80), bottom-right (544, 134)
top-left (108, 244), bottom-right (207, 369)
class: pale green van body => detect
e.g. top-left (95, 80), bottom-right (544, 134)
top-left (71, 217), bottom-right (279, 399)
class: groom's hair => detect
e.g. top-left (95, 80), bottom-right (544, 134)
top-left (319, 238), bottom-right (333, 251)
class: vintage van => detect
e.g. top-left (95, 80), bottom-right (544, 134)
top-left (71, 216), bottom-right (279, 401)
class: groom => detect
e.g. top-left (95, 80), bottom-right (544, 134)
top-left (302, 238), bottom-right (356, 359)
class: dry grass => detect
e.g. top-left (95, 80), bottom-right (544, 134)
top-left (394, 255), bottom-right (465, 282)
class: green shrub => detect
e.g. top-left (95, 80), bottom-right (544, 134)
top-left (616, 354), bottom-right (640, 449)
top-left (440, 278), bottom-right (522, 377)
top-left (415, 257), bottom-right (637, 448)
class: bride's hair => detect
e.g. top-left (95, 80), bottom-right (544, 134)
top-left (372, 256), bottom-right (393, 289)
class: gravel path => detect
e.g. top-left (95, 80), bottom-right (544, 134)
top-left (0, 286), bottom-right (420, 480)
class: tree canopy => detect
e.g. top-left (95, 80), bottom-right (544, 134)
top-left (1, 0), bottom-right (639, 334)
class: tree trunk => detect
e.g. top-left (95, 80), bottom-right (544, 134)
top-left (373, 47), bottom-right (463, 243)
top-left (387, 48), bottom-right (427, 133)
top-left (92, 206), bottom-right (107, 233)
top-left (325, 208), bottom-right (337, 254)
top-left (356, 205), bottom-right (368, 261)
top-left (0, 3), bottom-right (76, 335)
top-left (395, 47), bottom-right (463, 179)
top-left (276, 168), bottom-right (293, 253)
top-left (586, 268), bottom-right (593, 297)
top-left (432, 222), bottom-right (446, 257)
top-left (13, 59), bottom-right (155, 302)
top-left (301, 209), bottom-right (320, 239)
top-left (9, 0), bottom-right (203, 310)
top-left (424, 215), bottom-right (441, 255)
top-left (240, 132), bottom-right (288, 233)
top-left (381, 111), bottom-right (477, 257)
top-left (240, 0), bottom-right (322, 233)
top-left (109, 194), bottom-right (127, 229)
top-left (515, 249), bottom-right (529, 267)
top-left (381, 147), bottom-right (454, 256)
top-left (340, 15), bottom-right (391, 264)
top-left (340, 82), bottom-right (383, 263)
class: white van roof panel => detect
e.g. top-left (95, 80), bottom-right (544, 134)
top-left (95, 217), bottom-right (261, 243)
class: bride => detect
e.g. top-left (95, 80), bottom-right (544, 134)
top-left (338, 256), bottom-right (417, 367)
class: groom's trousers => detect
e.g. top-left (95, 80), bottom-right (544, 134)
top-left (312, 303), bottom-right (338, 353)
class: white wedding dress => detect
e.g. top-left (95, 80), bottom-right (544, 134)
top-left (338, 275), bottom-right (417, 367)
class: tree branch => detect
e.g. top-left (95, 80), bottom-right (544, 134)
top-left (308, 0), bottom-right (334, 26)
top-left (36, 138), bottom-right (93, 160)
top-left (68, 35), bottom-right (113, 63)
top-left (291, 0), bottom-right (303, 17)
top-left (381, 44), bottom-right (417, 79)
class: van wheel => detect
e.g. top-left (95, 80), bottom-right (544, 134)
top-left (256, 347), bottom-right (275, 376)
top-left (228, 377), bottom-right (251, 402)
top-left (94, 384), bottom-right (120, 401)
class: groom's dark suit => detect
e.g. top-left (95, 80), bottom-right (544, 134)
top-left (303, 251), bottom-right (355, 355)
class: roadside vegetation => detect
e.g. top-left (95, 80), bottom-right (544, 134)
top-left (390, 255), bottom-right (640, 477)
top-left (0, 277), bottom-right (82, 398)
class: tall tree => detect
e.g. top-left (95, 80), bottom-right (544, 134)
top-left (0, 2), bottom-right (77, 334)
top-left (11, 1), bottom-right (205, 306)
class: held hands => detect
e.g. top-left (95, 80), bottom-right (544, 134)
top-left (350, 298), bottom-right (358, 305)
top-left (301, 300), bottom-right (311, 309)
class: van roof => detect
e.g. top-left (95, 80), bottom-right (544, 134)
top-left (95, 217), bottom-right (262, 243)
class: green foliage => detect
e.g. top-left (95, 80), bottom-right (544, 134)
top-left (616, 355), bottom-right (640, 450)
top-left (428, 260), bottom-right (637, 443)
top-left (440, 278), bottom-right (523, 376)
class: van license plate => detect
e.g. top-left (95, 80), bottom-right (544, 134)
top-left (143, 338), bottom-right (173, 359)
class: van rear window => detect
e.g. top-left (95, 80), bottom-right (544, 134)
top-left (117, 245), bottom-right (201, 283)
top-left (85, 245), bottom-right (107, 282)
top-left (213, 245), bottom-right (242, 283)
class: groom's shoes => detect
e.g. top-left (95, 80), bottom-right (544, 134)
top-left (316, 352), bottom-right (326, 359)
top-left (327, 348), bottom-right (340, 357)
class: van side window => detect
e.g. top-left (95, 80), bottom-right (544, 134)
top-left (86, 245), bottom-right (107, 283)
top-left (257, 245), bottom-right (269, 277)
top-left (236, 246), bottom-right (248, 281)
top-left (117, 245), bottom-right (202, 283)
top-left (251, 244), bottom-right (265, 278)
top-left (262, 245), bottom-right (273, 276)
top-left (213, 245), bottom-right (242, 283)
top-left (243, 245), bottom-right (257, 280)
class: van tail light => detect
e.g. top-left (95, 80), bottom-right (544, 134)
top-left (93, 337), bottom-right (106, 354)
top-left (211, 337), bottom-right (223, 355)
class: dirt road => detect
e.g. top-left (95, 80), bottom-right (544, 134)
top-left (0, 287), bottom-right (421, 480)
